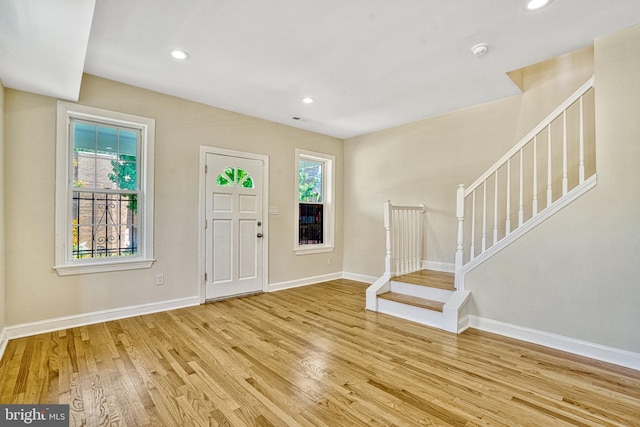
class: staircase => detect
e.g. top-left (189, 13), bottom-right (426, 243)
top-left (377, 270), bottom-right (462, 331)
top-left (366, 76), bottom-right (596, 334)
top-left (365, 201), bottom-right (471, 333)
top-left (367, 267), bottom-right (471, 333)
top-left (380, 270), bottom-right (453, 315)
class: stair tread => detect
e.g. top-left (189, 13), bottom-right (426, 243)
top-left (393, 269), bottom-right (455, 291)
top-left (378, 292), bottom-right (445, 312)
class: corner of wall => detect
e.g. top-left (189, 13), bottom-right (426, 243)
top-left (0, 78), bottom-right (7, 354)
top-left (0, 83), bottom-right (5, 278)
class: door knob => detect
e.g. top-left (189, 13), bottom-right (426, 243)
top-left (257, 233), bottom-right (263, 238)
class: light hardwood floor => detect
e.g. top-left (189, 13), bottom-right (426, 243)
top-left (1, 279), bottom-right (639, 426)
top-left (393, 269), bottom-right (456, 290)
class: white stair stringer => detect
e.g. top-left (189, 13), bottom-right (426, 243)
top-left (365, 272), bottom-right (390, 311)
top-left (442, 290), bottom-right (471, 333)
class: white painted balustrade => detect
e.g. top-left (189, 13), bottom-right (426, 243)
top-left (383, 200), bottom-right (426, 276)
top-left (455, 77), bottom-right (596, 276)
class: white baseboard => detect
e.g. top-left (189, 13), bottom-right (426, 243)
top-left (0, 328), bottom-right (8, 361)
top-left (470, 315), bottom-right (640, 371)
top-left (268, 272), bottom-right (343, 292)
top-left (342, 271), bottom-right (377, 284)
top-left (421, 261), bottom-right (455, 273)
top-left (2, 296), bottom-right (200, 344)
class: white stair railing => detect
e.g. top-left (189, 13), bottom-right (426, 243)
top-left (455, 77), bottom-right (596, 279)
top-left (368, 199), bottom-right (471, 334)
top-left (366, 200), bottom-right (425, 311)
top-left (384, 200), bottom-right (426, 276)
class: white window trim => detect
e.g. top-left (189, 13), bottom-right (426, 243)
top-left (54, 102), bottom-right (155, 275)
top-left (294, 149), bottom-right (335, 255)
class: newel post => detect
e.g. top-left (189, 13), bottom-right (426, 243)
top-left (455, 185), bottom-right (465, 272)
top-left (383, 200), bottom-right (393, 276)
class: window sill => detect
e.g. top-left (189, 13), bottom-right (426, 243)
top-left (53, 258), bottom-right (156, 276)
top-left (294, 245), bottom-right (334, 256)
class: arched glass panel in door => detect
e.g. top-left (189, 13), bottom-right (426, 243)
top-left (216, 167), bottom-right (254, 188)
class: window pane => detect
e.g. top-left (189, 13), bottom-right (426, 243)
top-left (217, 175), bottom-right (231, 186)
top-left (299, 203), bottom-right (323, 245)
top-left (96, 155), bottom-right (115, 189)
top-left (112, 160), bottom-right (137, 191)
top-left (74, 192), bottom-right (96, 225)
top-left (72, 191), bottom-right (139, 259)
top-left (299, 159), bottom-right (323, 202)
top-left (241, 176), bottom-right (254, 188)
top-left (119, 129), bottom-right (138, 156)
top-left (97, 126), bottom-right (117, 155)
top-left (75, 225), bottom-right (94, 258)
top-left (73, 120), bottom-right (138, 192)
top-left (225, 167), bottom-right (235, 182)
top-left (73, 151), bottom-right (93, 188)
top-left (74, 122), bottom-right (96, 151)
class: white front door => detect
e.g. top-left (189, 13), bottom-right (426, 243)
top-left (205, 152), bottom-right (265, 300)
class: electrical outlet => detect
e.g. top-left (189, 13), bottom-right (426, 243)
top-left (327, 257), bottom-right (333, 265)
top-left (156, 274), bottom-right (164, 285)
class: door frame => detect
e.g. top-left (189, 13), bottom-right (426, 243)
top-left (198, 145), bottom-right (269, 303)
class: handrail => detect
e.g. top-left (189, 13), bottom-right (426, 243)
top-left (455, 76), bottom-right (596, 274)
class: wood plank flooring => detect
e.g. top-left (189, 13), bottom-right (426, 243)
top-left (1, 279), bottom-right (639, 426)
top-left (393, 269), bottom-right (456, 290)
top-left (378, 292), bottom-right (445, 312)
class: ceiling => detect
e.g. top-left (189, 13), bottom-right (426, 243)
top-left (2, 1), bottom-right (640, 139)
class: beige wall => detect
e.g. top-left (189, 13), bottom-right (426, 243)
top-left (0, 79), bottom-right (5, 331)
top-left (465, 25), bottom-right (640, 353)
top-left (4, 74), bottom-right (343, 325)
top-left (343, 48), bottom-right (594, 278)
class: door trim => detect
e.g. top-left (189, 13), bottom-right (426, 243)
top-left (198, 146), bottom-right (269, 303)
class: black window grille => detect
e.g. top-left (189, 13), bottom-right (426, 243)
top-left (72, 192), bottom-right (138, 259)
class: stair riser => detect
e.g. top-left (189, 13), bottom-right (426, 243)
top-left (390, 281), bottom-right (453, 302)
top-left (377, 298), bottom-right (444, 329)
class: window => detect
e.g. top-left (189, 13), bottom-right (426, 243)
top-left (295, 149), bottom-right (334, 254)
top-left (217, 167), bottom-right (254, 188)
top-left (54, 102), bottom-right (155, 275)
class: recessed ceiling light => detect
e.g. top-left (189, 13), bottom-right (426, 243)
top-left (302, 97), bottom-right (315, 104)
top-left (525, 0), bottom-right (551, 11)
top-left (170, 49), bottom-right (190, 60)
